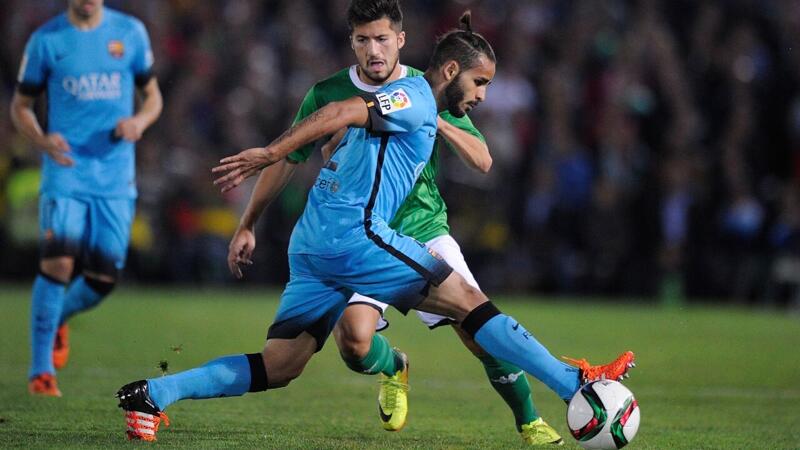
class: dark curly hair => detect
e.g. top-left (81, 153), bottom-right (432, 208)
top-left (346, 0), bottom-right (403, 31)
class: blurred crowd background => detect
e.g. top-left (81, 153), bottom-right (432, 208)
top-left (1, 0), bottom-right (799, 306)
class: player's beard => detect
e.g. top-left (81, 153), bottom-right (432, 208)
top-left (70, 0), bottom-right (99, 19)
top-left (444, 74), bottom-right (467, 118)
top-left (360, 57), bottom-right (398, 84)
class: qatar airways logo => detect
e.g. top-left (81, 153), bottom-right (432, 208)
top-left (62, 72), bottom-right (122, 100)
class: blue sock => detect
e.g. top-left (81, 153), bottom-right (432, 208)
top-left (147, 354), bottom-right (252, 410)
top-left (60, 276), bottom-right (105, 324)
top-left (29, 275), bottom-right (66, 378)
top-left (474, 314), bottom-right (580, 400)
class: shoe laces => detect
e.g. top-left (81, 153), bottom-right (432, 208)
top-left (520, 421), bottom-right (542, 437)
top-left (520, 419), bottom-right (556, 442)
top-left (126, 410), bottom-right (170, 431)
top-left (379, 377), bottom-right (409, 410)
top-left (157, 412), bottom-right (170, 428)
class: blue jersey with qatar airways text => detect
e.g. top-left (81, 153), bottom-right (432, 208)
top-left (289, 76), bottom-right (438, 256)
top-left (16, 7), bottom-right (154, 199)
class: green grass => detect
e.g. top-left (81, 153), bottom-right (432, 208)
top-left (1, 285), bottom-right (799, 449)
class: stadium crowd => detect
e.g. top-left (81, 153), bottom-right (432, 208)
top-left (0, 0), bottom-right (798, 306)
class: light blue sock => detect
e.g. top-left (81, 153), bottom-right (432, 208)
top-left (474, 314), bottom-right (580, 400)
top-left (60, 276), bottom-right (104, 324)
top-left (29, 275), bottom-right (66, 378)
top-left (147, 354), bottom-right (252, 410)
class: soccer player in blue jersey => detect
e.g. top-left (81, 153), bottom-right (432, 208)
top-left (10, 0), bottom-right (162, 396)
top-left (117, 12), bottom-right (633, 441)
top-left (226, 0), bottom-right (559, 443)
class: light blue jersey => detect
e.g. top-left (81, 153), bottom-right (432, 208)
top-left (270, 76), bottom-right (451, 350)
top-left (17, 7), bottom-right (154, 199)
top-left (289, 76), bottom-right (439, 256)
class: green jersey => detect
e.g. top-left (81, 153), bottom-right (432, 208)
top-left (288, 65), bottom-right (485, 243)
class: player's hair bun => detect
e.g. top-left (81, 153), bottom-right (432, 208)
top-left (459, 10), bottom-right (473, 33)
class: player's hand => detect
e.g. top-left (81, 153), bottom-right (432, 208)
top-left (39, 133), bottom-right (73, 166)
top-left (228, 225), bottom-right (256, 279)
top-left (321, 128), bottom-right (347, 162)
top-left (212, 147), bottom-right (278, 193)
top-left (114, 117), bottom-right (145, 142)
top-left (436, 116), bottom-right (446, 135)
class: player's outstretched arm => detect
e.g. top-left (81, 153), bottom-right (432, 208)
top-left (436, 116), bottom-right (492, 173)
top-left (227, 159), bottom-right (296, 278)
top-left (10, 91), bottom-right (73, 166)
top-left (212, 96), bottom-right (369, 192)
top-left (115, 78), bottom-right (163, 142)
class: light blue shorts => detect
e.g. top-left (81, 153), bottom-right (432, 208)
top-left (39, 192), bottom-right (135, 277)
top-left (267, 224), bottom-right (452, 351)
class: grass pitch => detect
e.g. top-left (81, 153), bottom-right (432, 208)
top-left (0, 285), bottom-right (798, 449)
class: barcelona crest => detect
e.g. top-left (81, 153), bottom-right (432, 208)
top-left (108, 40), bottom-right (124, 58)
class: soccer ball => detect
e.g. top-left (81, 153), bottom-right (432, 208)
top-left (567, 380), bottom-right (640, 449)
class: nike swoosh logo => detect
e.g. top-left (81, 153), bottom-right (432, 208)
top-left (379, 404), bottom-right (392, 422)
top-left (428, 130), bottom-right (436, 138)
top-left (511, 322), bottom-right (520, 331)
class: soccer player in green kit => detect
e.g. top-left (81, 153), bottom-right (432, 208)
top-left (226, 0), bottom-right (561, 444)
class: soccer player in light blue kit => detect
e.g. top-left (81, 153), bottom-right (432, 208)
top-left (10, 0), bottom-right (162, 396)
top-left (117, 13), bottom-right (633, 441)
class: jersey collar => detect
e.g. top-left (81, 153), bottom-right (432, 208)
top-left (349, 64), bottom-right (408, 92)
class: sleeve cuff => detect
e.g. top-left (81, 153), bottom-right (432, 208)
top-left (134, 70), bottom-right (153, 88)
top-left (16, 81), bottom-right (45, 96)
top-left (358, 92), bottom-right (386, 133)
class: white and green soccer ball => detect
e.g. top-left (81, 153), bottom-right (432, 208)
top-left (567, 380), bottom-right (640, 449)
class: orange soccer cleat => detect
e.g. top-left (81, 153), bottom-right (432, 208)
top-left (28, 373), bottom-right (62, 397)
top-left (563, 351), bottom-right (636, 384)
top-left (53, 324), bottom-right (70, 370)
top-left (117, 380), bottom-right (170, 441)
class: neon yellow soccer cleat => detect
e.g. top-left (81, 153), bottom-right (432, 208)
top-left (378, 351), bottom-right (409, 431)
top-left (520, 418), bottom-right (564, 446)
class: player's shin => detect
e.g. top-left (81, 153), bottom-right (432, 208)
top-left (461, 302), bottom-right (580, 401)
top-left (146, 353), bottom-right (268, 410)
top-left (29, 273), bottom-right (66, 378)
top-left (478, 355), bottom-right (538, 429)
top-left (60, 276), bottom-right (114, 323)
top-left (342, 334), bottom-right (401, 376)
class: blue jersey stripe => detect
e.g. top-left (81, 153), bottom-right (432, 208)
top-left (363, 134), bottom-right (450, 287)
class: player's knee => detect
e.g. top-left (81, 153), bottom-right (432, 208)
top-left (260, 339), bottom-right (314, 389)
top-left (333, 312), bottom-right (375, 360)
top-left (462, 282), bottom-right (486, 307)
top-left (335, 328), bottom-right (372, 360)
top-left (452, 324), bottom-right (488, 357)
top-left (84, 275), bottom-right (116, 297)
top-left (267, 363), bottom-right (305, 388)
top-left (448, 288), bottom-right (487, 323)
top-left (39, 257), bottom-right (74, 283)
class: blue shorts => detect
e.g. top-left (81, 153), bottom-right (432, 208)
top-left (267, 224), bottom-right (453, 351)
top-left (39, 193), bottom-right (135, 277)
